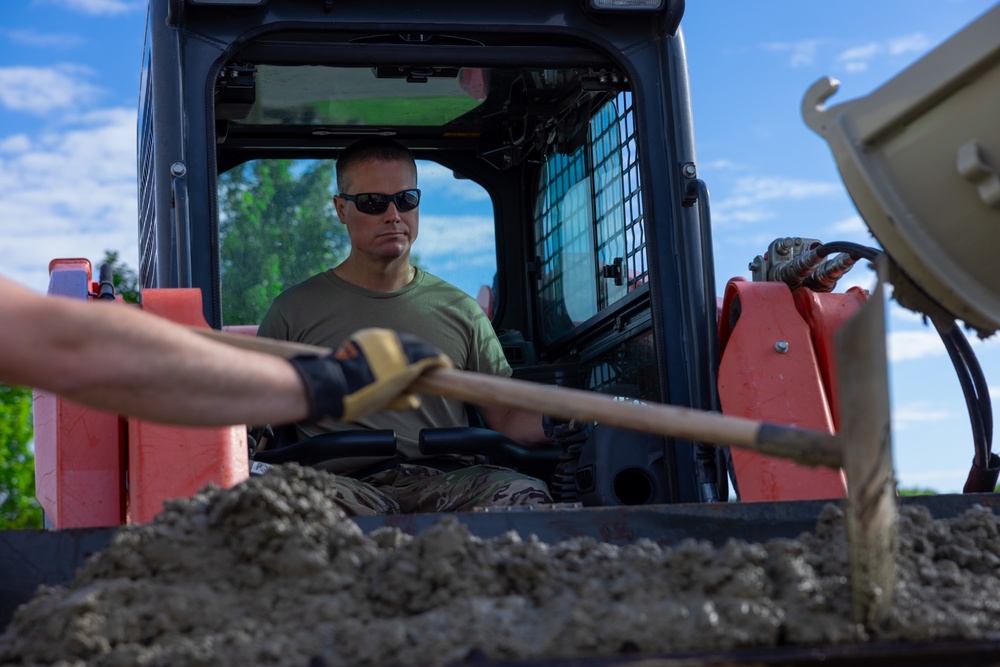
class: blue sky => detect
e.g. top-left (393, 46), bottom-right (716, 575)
top-left (1, 0), bottom-right (997, 493)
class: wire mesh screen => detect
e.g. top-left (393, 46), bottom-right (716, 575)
top-left (137, 57), bottom-right (156, 289)
top-left (534, 92), bottom-right (647, 343)
top-left (593, 94), bottom-right (647, 299)
top-left (584, 330), bottom-right (659, 400)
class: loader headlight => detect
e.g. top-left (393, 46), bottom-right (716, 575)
top-left (586, 0), bottom-right (665, 11)
top-left (188, 0), bottom-right (267, 5)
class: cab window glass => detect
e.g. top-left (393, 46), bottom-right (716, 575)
top-left (217, 158), bottom-right (495, 326)
top-left (534, 93), bottom-right (646, 343)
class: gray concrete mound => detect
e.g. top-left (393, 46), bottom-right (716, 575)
top-left (2, 465), bottom-right (999, 666)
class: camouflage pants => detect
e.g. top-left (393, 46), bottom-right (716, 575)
top-left (327, 463), bottom-right (552, 516)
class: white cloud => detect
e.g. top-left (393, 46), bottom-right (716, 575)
top-left (429, 253), bottom-right (496, 277)
top-left (888, 329), bottom-right (945, 362)
top-left (758, 32), bottom-right (936, 78)
top-left (834, 267), bottom-right (875, 293)
top-left (414, 213), bottom-right (497, 295)
top-left (0, 106), bottom-right (138, 293)
top-left (712, 207), bottom-right (775, 226)
top-left (760, 39), bottom-right (824, 68)
top-left (408, 162), bottom-right (495, 291)
top-left (0, 134), bottom-right (32, 153)
top-left (896, 467), bottom-right (967, 492)
top-left (760, 32), bottom-right (933, 74)
top-left (893, 403), bottom-right (952, 429)
top-left (837, 42), bottom-right (880, 63)
top-left (38, 0), bottom-right (142, 16)
top-left (834, 33), bottom-right (933, 73)
top-left (829, 214), bottom-right (867, 236)
top-left (885, 319), bottom-right (1000, 364)
top-left (888, 33), bottom-right (931, 56)
top-left (701, 158), bottom-right (743, 172)
top-left (969, 330), bottom-right (1000, 348)
top-left (418, 161), bottom-right (491, 203)
top-left (711, 175), bottom-right (843, 228)
top-left (0, 65), bottom-right (99, 114)
top-left (2, 29), bottom-right (84, 49)
top-left (836, 42), bottom-right (879, 72)
top-left (735, 176), bottom-right (843, 202)
top-left (416, 214), bottom-right (495, 260)
top-left (890, 305), bottom-right (927, 324)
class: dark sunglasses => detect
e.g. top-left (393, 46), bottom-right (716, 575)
top-left (338, 189), bottom-right (421, 215)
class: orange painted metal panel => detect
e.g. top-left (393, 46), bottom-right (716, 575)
top-left (126, 421), bottom-right (248, 524)
top-left (46, 258), bottom-right (94, 279)
top-left (718, 279), bottom-right (848, 501)
top-left (33, 392), bottom-right (126, 528)
top-left (33, 258), bottom-right (127, 528)
top-left (127, 289), bottom-right (248, 524)
top-left (792, 287), bottom-right (869, 431)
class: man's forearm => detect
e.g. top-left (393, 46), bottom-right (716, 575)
top-left (3, 281), bottom-right (310, 426)
top-left (477, 403), bottom-right (550, 445)
top-left (3, 276), bottom-right (444, 429)
top-left (49, 304), bottom-right (311, 425)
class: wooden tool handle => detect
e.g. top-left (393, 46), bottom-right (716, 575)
top-left (414, 369), bottom-right (842, 469)
top-left (193, 327), bottom-right (843, 469)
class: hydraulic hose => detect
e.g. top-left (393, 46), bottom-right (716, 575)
top-left (768, 241), bottom-right (880, 291)
top-left (770, 239), bottom-right (995, 490)
top-left (812, 241), bottom-right (881, 262)
top-left (935, 321), bottom-right (997, 492)
top-left (97, 263), bottom-right (117, 300)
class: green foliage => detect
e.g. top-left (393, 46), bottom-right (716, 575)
top-left (218, 159), bottom-right (350, 325)
top-left (0, 383), bottom-right (42, 529)
top-left (98, 250), bottom-right (140, 304)
top-left (898, 487), bottom-right (939, 496)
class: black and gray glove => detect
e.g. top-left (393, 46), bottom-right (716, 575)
top-left (542, 415), bottom-right (594, 446)
top-left (288, 328), bottom-right (451, 423)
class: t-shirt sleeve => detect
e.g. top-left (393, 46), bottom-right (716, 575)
top-left (467, 307), bottom-right (512, 378)
top-left (256, 299), bottom-right (290, 341)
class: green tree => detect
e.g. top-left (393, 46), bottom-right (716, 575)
top-left (218, 159), bottom-right (350, 325)
top-left (898, 487), bottom-right (938, 496)
top-left (0, 383), bottom-right (42, 529)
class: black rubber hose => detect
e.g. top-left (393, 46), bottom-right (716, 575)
top-left (97, 263), bottom-right (117, 300)
top-left (811, 242), bottom-right (995, 487)
top-left (782, 241), bottom-right (880, 291)
top-left (814, 241), bottom-right (882, 262)
top-left (935, 321), bottom-right (991, 471)
top-left (947, 324), bottom-right (993, 449)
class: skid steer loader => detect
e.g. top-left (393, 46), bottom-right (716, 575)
top-left (3, 2), bottom-right (1000, 663)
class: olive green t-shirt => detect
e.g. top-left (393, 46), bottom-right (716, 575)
top-left (257, 267), bottom-right (511, 471)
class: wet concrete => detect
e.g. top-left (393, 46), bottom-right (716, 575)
top-left (2, 465), bottom-right (999, 666)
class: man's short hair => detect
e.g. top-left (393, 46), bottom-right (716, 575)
top-left (336, 137), bottom-right (416, 192)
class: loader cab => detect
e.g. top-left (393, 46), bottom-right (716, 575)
top-left (138, 0), bottom-right (725, 505)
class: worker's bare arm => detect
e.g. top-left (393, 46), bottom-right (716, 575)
top-left (475, 402), bottom-right (551, 446)
top-left (1, 275), bottom-right (310, 426)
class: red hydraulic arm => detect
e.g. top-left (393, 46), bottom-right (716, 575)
top-left (717, 277), bottom-right (867, 501)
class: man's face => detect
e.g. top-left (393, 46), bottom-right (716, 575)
top-left (334, 158), bottom-right (419, 264)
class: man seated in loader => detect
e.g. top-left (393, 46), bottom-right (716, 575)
top-left (1, 273), bottom-right (446, 430)
top-left (258, 136), bottom-right (586, 515)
